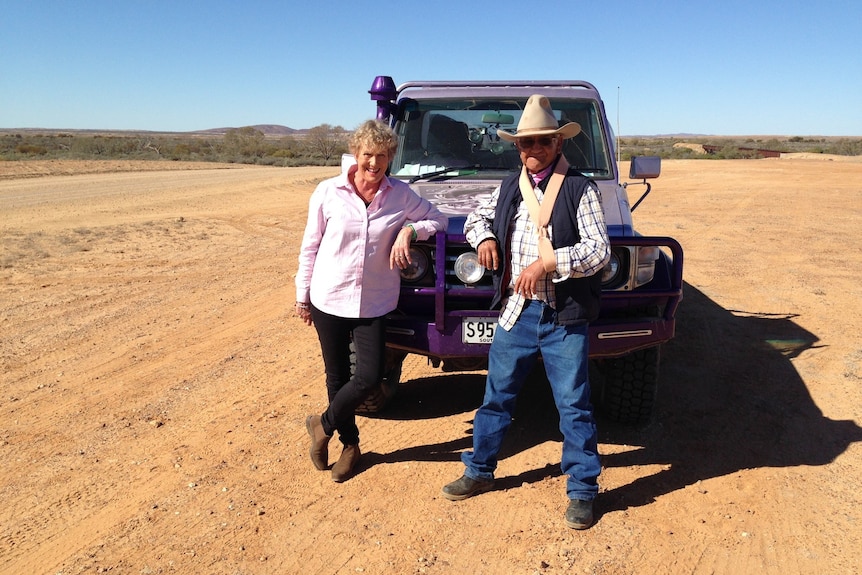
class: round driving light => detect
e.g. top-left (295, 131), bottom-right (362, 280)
top-left (601, 252), bottom-right (622, 287)
top-left (400, 247), bottom-right (429, 282)
top-left (454, 252), bottom-right (485, 284)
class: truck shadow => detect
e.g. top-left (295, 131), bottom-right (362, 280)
top-left (593, 282), bottom-right (862, 513)
top-left (366, 283), bottom-right (862, 508)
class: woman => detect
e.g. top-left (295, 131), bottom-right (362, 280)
top-left (295, 120), bottom-right (447, 482)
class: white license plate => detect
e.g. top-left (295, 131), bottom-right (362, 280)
top-left (462, 317), bottom-right (497, 344)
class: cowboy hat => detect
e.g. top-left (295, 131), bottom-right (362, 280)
top-left (497, 94), bottom-right (581, 142)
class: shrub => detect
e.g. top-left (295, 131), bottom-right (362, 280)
top-left (15, 144), bottom-right (48, 155)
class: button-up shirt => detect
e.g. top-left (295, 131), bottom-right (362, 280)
top-left (465, 169), bottom-right (609, 330)
top-left (296, 166), bottom-right (447, 318)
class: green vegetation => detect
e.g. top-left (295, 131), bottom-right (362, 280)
top-left (0, 125), bottom-right (350, 166)
top-left (2, 129), bottom-right (860, 165)
top-left (618, 136), bottom-right (862, 160)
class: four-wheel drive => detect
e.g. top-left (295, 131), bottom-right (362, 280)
top-left (354, 76), bottom-right (683, 425)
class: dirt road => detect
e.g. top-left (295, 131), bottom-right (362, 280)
top-left (1, 158), bottom-right (861, 574)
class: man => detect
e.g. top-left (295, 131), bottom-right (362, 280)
top-left (441, 95), bottom-right (610, 529)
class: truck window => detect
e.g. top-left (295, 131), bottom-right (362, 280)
top-left (391, 98), bottom-right (611, 179)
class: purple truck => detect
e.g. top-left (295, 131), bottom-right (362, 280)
top-left (360, 76), bottom-right (683, 425)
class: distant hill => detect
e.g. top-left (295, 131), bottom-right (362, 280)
top-left (194, 124), bottom-right (302, 136)
top-left (1, 125), bottom-right (304, 137)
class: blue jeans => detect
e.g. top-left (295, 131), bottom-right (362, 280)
top-left (462, 299), bottom-right (600, 501)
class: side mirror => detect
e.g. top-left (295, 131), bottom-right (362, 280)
top-left (625, 156), bottom-right (661, 212)
top-left (341, 154), bottom-right (356, 174)
top-left (629, 155), bottom-right (661, 180)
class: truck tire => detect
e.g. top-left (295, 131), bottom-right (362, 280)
top-left (590, 346), bottom-right (659, 426)
top-left (353, 347), bottom-right (407, 414)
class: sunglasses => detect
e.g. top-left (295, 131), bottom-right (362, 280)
top-left (517, 136), bottom-right (557, 149)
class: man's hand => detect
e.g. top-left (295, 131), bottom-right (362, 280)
top-left (477, 238), bottom-right (500, 271)
top-left (513, 259), bottom-right (545, 298)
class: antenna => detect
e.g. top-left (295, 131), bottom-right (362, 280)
top-left (616, 86), bottom-right (621, 164)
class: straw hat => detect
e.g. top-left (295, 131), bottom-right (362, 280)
top-left (497, 94), bottom-right (581, 142)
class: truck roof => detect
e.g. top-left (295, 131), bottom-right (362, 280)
top-left (396, 80), bottom-right (602, 102)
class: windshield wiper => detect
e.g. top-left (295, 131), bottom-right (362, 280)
top-left (408, 165), bottom-right (477, 184)
top-left (573, 167), bottom-right (610, 175)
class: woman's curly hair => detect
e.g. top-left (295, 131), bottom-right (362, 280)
top-left (349, 120), bottom-right (398, 158)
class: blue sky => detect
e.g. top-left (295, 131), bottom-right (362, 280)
top-left (2, 0), bottom-right (860, 136)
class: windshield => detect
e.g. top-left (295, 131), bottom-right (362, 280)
top-left (390, 97), bottom-right (612, 179)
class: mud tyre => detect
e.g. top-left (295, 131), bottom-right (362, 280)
top-left (590, 346), bottom-right (659, 426)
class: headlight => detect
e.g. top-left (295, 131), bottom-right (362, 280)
top-left (454, 252), bottom-right (485, 284)
top-left (601, 251), bottom-right (624, 288)
top-left (400, 247), bottom-right (430, 283)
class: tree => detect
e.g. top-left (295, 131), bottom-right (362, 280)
top-left (223, 127), bottom-right (267, 158)
top-left (305, 124), bottom-right (348, 162)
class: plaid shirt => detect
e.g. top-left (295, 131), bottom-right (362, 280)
top-left (465, 175), bottom-right (609, 331)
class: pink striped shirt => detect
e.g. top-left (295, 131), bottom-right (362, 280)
top-left (296, 166), bottom-right (447, 318)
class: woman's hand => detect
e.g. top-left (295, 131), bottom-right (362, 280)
top-left (389, 226), bottom-right (415, 270)
top-left (295, 302), bottom-right (312, 326)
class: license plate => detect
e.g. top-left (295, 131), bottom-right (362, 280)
top-left (462, 317), bottom-right (497, 344)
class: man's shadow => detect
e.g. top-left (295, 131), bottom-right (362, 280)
top-left (362, 283), bottom-right (862, 508)
top-left (595, 284), bottom-right (862, 512)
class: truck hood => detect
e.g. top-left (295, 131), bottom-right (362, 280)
top-left (406, 178), bottom-right (632, 236)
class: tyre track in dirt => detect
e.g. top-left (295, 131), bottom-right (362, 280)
top-left (1, 165), bottom-right (336, 573)
top-left (2, 160), bottom-right (861, 574)
top-left (1, 237), bottom-right (288, 573)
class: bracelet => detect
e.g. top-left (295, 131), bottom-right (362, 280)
top-left (296, 302), bottom-right (310, 309)
top-left (405, 224), bottom-right (417, 241)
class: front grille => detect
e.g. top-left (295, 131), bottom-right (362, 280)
top-left (400, 241), bottom-right (494, 289)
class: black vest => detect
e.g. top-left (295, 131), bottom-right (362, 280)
top-left (489, 165), bottom-right (602, 325)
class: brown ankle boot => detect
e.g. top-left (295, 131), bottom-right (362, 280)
top-left (305, 415), bottom-right (331, 470)
top-left (331, 444), bottom-right (361, 483)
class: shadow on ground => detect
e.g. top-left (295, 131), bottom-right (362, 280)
top-left (361, 283), bottom-right (862, 502)
top-left (596, 283), bottom-right (862, 511)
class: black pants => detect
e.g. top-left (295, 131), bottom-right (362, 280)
top-left (311, 305), bottom-right (386, 445)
